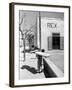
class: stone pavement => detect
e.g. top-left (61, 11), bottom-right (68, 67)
top-left (19, 53), bottom-right (45, 80)
top-left (48, 50), bottom-right (64, 72)
top-left (19, 50), bottom-right (64, 80)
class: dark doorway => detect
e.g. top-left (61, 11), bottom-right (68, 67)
top-left (52, 33), bottom-right (60, 49)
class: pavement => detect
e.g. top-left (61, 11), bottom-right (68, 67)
top-left (20, 53), bottom-right (45, 80)
top-left (47, 50), bottom-right (64, 72)
top-left (19, 50), bottom-right (64, 80)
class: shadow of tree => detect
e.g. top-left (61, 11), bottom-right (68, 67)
top-left (21, 65), bottom-right (37, 74)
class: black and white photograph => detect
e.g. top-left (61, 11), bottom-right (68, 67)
top-left (19, 10), bottom-right (64, 79)
top-left (9, 3), bottom-right (70, 87)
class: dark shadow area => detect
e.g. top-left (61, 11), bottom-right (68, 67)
top-left (21, 59), bottom-right (58, 77)
top-left (43, 59), bottom-right (57, 78)
top-left (21, 65), bottom-right (38, 74)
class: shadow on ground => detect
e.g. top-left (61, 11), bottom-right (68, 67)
top-left (21, 65), bottom-right (38, 74)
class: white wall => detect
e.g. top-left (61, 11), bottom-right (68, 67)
top-left (41, 17), bottom-right (64, 51)
top-left (0, 0), bottom-right (72, 90)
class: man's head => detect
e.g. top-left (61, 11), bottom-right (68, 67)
top-left (32, 45), bottom-right (34, 48)
top-left (41, 49), bottom-right (45, 52)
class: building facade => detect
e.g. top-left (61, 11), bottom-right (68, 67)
top-left (37, 17), bottom-right (64, 52)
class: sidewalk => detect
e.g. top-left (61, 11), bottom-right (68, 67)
top-left (19, 50), bottom-right (64, 79)
top-left (19, 53), bottom-right (45, 80)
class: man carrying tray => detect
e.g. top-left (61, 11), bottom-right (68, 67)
top-left (30, 46), bottom-right (50, 73)
top-left (35, 50), bottom-right (50, 73)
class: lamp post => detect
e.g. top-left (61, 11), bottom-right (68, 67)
top-left (39, 11), bottom-right (41, 49)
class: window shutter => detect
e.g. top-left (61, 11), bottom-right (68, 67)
top-left (48, 37), bottom-right (52, 50)
top-left (60, 37), bottom-right (64, 50)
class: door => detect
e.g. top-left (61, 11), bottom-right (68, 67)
top-left (52, 33), bottom-right (60, 49)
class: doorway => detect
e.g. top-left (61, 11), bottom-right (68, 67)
top-left (52, 33), bottom-right (60, 49)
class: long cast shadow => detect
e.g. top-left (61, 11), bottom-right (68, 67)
top-left (21, 65), bottom-right (37, 74)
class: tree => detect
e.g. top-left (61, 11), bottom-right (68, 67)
top-left (26, 33), bottom-right (34, 50)
top-left (19, 14), bottom-right (36, 61)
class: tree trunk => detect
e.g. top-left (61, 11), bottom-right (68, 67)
top-left (23, 37), bottom-right (25, 61)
